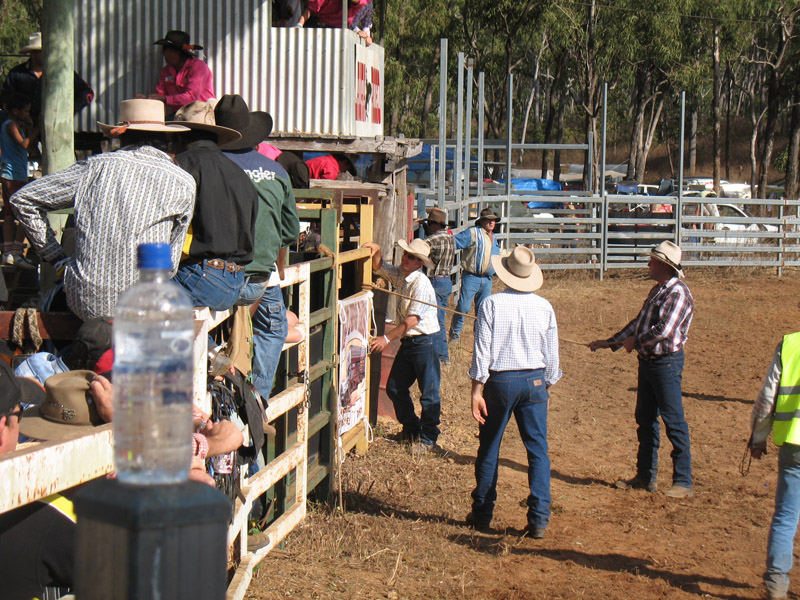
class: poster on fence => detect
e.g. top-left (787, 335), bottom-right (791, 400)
top-left (337, 291), bottom-right (372, 437)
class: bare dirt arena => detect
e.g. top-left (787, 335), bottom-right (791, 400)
top-left (249, 269), bottom-right (800, 600)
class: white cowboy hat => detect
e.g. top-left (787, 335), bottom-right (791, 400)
top-left (491, 245), bottom-right (543, 292)
top-left (649, 241), bottom-right (684, 278)
top-left (20, 32), bottom-right (41, 53)
top-left (98, 99), bottom-right (190, 137)
top-left (397, 238), bottom-right (435, 271)
top-left (170, 101), bottom-right (242, 147)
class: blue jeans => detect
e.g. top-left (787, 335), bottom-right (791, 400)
top-left (635, 350), bottom-right (692, 487)
top-left (430, 276), bottom-right (452, 362)
top-left (450, 272), bottom-right (492, 340)
top-left (765, 443), bottom-right (800, 597)
top-left (386, 333), bottom-right (441, 444)
top-left (173, 261), bottom-right (245, 311)
top-left (472, 369), bottom-right (551, 528)
top-left (236, 280), bottom-right (268, 306)
top-left (248, 285), bottom-right (288, 402)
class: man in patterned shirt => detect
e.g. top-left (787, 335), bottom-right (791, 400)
top-left (589, 241), bottom-right (694, 499)
top-left (449, 207), bottom-right (501, 344)
top-left (467, 245), bottom-right (560, 538)
top-left (419, 207), bottom-right (454, 365)
top-left (11, 99), bottom-right (196, 322)
top-left (364, 238), bottom-right (442, 454)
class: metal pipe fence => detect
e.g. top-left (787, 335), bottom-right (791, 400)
top-left (415, 189), bottom-right (800, 277)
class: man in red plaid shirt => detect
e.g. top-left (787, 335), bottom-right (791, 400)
top-left (589, 241), bottom-right (694, 499)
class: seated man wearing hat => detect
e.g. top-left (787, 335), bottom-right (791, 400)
top-left (419, 207), bottom-right (455, 365)
top-left (589, 241), bottom-right (695, 499)
top-left (449, 207), bottom-right (502, 344)
top-left (11, 99), bottom-right (196, 322)
top-left (171, 101), bottom-right (258, 312)
top-left (467, 246), bottom-right (561, 538)
top-left (138, 30), bottom-right (215, 116)
top-left (363, 239), bottom-right (442, 454)
top-left (214, 94), bottom-right (300, 401)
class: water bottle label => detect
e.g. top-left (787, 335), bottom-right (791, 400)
top-left (163, 389), bottom-right (190, 405)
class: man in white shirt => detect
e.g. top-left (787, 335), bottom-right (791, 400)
top-left (364, 239), bottom-right (442, 454)
top-left (467, 246), bottom-right (561, 538)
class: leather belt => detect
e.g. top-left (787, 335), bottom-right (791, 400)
top-left (205, 258), bottom-right (244, 273)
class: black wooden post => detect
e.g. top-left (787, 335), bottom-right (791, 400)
top-left (73, 479), bottom-right (230, 600)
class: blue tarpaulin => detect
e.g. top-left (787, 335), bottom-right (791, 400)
top-left (494, 178), bottom-right (562, 208)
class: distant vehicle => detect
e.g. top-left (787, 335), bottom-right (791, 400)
top-left (712, 203), bottom-right (778, 245)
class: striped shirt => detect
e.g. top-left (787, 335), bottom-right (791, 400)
top-left (425, 229), bottom-right (455, 279)
top-left (469, 288), bottom-right (562, 385)
top-left (376, 263), bottom-right (439, 336)
top-left (608, 277), bottom-right (694, 358)
top-left (454, 225), bottom-right (500, 276)
top-left (11, 145), bottom-right (196, 321)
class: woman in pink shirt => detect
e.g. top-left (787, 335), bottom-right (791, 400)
top-left (139, 30), bottom-right (215, 116)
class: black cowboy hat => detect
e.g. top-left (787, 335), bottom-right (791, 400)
top-left (214, 94), bottom-right (274, 151)
top-left (154, 30), bottom-right (203, 54)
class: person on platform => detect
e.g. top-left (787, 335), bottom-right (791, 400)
top-left (589, 241), bottom-right (694, 499)
top-left (0, 32), bottom-right (93, 123)
top-left (467, 246), bottom-right (560, 537)
top-left (137, 30), bottom-right (215, 116)
top-left (363, 238), bottom-right (442, 454)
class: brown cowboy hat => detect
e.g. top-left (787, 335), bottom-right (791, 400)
top-left (19, 371), bottom-right (105, 441)
top-left (98, 99), bottom-right (190, 137)
top-left (416, 207), bottom-right (447, 227)
top-left (491, 246), bottom-right (543, 293)
top-left (170, 101), bottom-right (242, 147)
top-left (475, 208), bottom-right (500, 225)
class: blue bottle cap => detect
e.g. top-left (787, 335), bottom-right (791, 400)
top-left (137, 243), bottom-right (173, 270)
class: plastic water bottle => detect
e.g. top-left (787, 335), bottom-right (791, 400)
top-left (113, 243), bottom-right (195, 484)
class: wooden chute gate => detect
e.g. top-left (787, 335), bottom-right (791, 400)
top-left (0, 187), bottom-right (376, 599)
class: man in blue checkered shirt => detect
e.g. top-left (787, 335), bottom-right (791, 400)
top-left (467, 246), bottom-right (561, 538)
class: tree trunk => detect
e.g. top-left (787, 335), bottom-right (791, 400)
top-left (688, 106), bottom-right (698, 175)
top-left (627, 68), bottom-right (648, 181)
top-left (712, 24), bottom-right (721, 195)
top-left (785, 96), bottom-right (800, 200)
top-left (636, 94), bottom-right (664, 182)
top-left (553, 91), bottom-right (565, 182)
top-left (420, 44), bottom-right (441, 138)
top-left (757, 73), bottom-right (782, 198)
top-left (725, 66), bottom-right (732, 180)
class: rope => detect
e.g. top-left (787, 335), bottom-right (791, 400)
top-left (363, 283), bottom-right (476, 320)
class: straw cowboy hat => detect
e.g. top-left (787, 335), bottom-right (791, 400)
top-left (98, 99), bottom-right (190, 137)
top-left (397, 238), bottom-right (435, 271)
top-left (154, 30), bottom-right (203, 54)
top-left (650, 240), bottom-right (684, 278)
top-left (417, 207), bottom-right (447, 227)
top-left (171, 101), bottom-right (242, 147)
top-left (20, 32), bottom-right (41, 53)
top-left (475, 207), bottom-right (500, 226)
top-left (214, 94), bottom-right (273, 151)
top-left (491, 245), bottom-right (543, 292)
top-left (20, 371), bottom-right (105, 441)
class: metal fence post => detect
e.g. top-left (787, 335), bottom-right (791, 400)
top-left (464, 61), bottom-right (474, 221)
top-left (437, 38), bottom-right (447, 209)
top-left (477, 72), bottom-right (485, 207)
top-left (505, 73), bottom-right (513, 249)
top-left (678, 92), bottom-right (685, 246)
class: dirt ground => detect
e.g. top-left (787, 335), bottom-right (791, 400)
top-left (248, 269), bottom-right (800, 600)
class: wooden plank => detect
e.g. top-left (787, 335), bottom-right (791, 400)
top-left (0, 311), bottom-right (82, 341)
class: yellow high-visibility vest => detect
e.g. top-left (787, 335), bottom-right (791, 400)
top-left (773, 332), bottom-right (800, 446)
